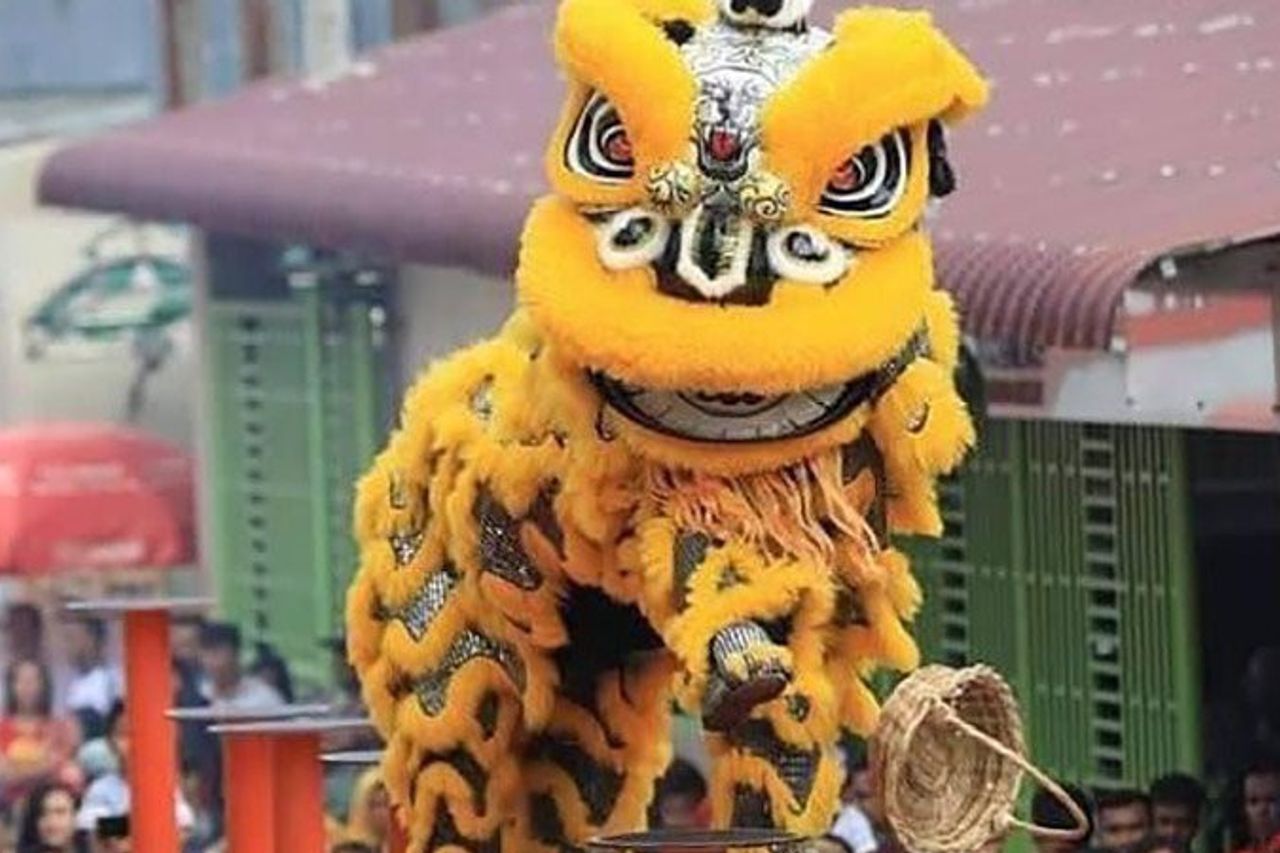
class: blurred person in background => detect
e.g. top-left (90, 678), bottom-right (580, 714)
top-left (1245, 651), bottom-right (1280, 762)
top-left (343, 769), bottom-right (391, 851)
top-left (249, 644), bottom-right (294, 705)
top-left (1, 607), bottom-right (47, 710)
top-left (60, 620), bottom-right (120, 742)
top-left (72, 735), bottom-right (117, 789)
top-left (1149, 773), bottom-right (1204, 851)
top-left (844, 753), bottom-right (902, 853)
top-left (648, 758), bottom-right (709, 832)
top-left (322, 636), bottom-right (363, 716)
top-left (827, 746), bottom-right (877, 853)
top-left (192, 621), bottom-right (285, 843)
top-left (2, 607), bottom-right (45, 668)
top-left (170, 617), bottom-right (204, 677)
top-left (1233, 762), bottom-right (1280, 853)
top-left (171, 662), bottom-right (220, 851)
top-left (1132, 838), bottom-right (1180, 853)
top-left (170, 615), bottom-right (211, 770)
top-left (0, 662), bottom-right (81, 815)
top-left (1210, 649), bottom-right (1280, 793)
top-left (15, 780), bottom-right (85, 853)
top-left (321, 635), bottom-right (379, 828)
top-left (178, 759), bottom-right (217, 853)
top-left (196, 623), bottom-right (282, 711)
top-left (75, 703), bottom-right (192, 840)
top-left (91, 815), bottom-right (130, 853)
top-left (1030, 782), bottom-right (1093, 853)
top-left (1095, 790), bottom-right (1154, 853)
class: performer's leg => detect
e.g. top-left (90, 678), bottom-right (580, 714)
top-left (515, 653), bottom-right (675, 851)
top-left (704, 628), bottom-right (844, 836)
top-left (639, 522), bottom-right (828, 733)
top-left (827, 546), bottom-right (922, 738)
top-left (390, 651), bottom-right (529, 852)
top-left (348, 519), bottom-right (549, 851)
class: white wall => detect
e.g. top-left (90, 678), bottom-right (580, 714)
top-left (0, 140), bottom-right (194, 446)
top-left (394, 263), bottom-right (514, 387)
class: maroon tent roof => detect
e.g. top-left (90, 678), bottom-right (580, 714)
top-left (38, 0), bottom-right (1280, 351)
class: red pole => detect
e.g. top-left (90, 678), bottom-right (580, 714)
top-left (122, 610), bottom-right (180, 853)
top-left (222, 734), bottom-right (275, 853)
top-left (272, 733), bottom-right (327, 852)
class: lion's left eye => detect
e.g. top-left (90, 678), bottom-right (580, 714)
top-left (564, 91), bottom-right (635, 184)
top-left (818, 129), bottom-right (911, 219)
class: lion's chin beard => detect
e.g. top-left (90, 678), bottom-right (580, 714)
top-left (643, 446), bottom-right (879, 568)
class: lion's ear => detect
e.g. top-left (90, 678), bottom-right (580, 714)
top-left (547, 0), bottom-right (704, 206)
top-left (763, 8), bottom-right (988, 209)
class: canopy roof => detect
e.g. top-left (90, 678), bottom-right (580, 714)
top-left (39, 0), bottom-right (1280, 351)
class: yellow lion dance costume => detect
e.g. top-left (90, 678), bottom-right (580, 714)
top-left (347, 0), bottom-right (986, 846)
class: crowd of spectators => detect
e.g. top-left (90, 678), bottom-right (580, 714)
top-left (4, 595), bottom-right (1278, 853)
top-left (643, 749), bottom-right (1280, 853)
top-left (0, 601), bottom-right (382, 852)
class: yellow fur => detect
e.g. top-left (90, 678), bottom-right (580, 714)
top-left (925, 289), bottom-right (963, 373)
top-left (548, 0), bottom-right (698, 205)
top-left (518, 197), bottom-right (935, 396)
top-left (623, 0), bottom-right (714, 23)
top-left (348, 2), bottom-right (987, 846)
top-left (764, 8), bottom-right (987, 213)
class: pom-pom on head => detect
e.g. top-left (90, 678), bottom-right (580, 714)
top-left (718, 0), bottom-right (813, 30)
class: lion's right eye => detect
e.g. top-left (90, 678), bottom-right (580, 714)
top-left (564, 91), bottom-right (635, 184)
top-left (818, 129), bottom-right (911, 219)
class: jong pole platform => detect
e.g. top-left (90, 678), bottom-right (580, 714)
top-left (212, 716), bottom-right (374, 852)
top-left (66, 596), bottom-right (212, 853)
top-left (168, 704), bottom-right (331, 853)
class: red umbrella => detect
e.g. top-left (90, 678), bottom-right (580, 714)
top-left (0, 422), bottom-right (195, 575)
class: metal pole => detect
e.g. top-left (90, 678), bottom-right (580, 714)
top-left (156, 0), bottom-right (184, 108)
top-left (1165, 429), bottom-right (1203, 774)
top-left (392, 0), bottom-right (440, 36)
top-left (348, 295), bottom-right (379, 467)
top-left (297, 282), bottom-right (334, 657)
top-left (239, 0), bottom-right (275, 81)
top-left (1271, 284), bottom-right (1280, 412)
top-left (301, 0), bottom-right (353, 77)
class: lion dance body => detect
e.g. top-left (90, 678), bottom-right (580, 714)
top-left (346, 0), bottom-right (986, 847)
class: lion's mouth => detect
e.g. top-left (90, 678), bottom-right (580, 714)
top-left (590, 327), bottom-right (932, 443)
top-left (590, 371), bottom-right (879, 443)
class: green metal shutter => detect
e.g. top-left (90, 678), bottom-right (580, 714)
top-left (205, 277), bottom-right (388, 687)
top-left (907, 419), bottom-right (1201, 788)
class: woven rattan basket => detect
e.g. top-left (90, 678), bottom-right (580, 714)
top-left (870, 665), bottom-right (1088, 853)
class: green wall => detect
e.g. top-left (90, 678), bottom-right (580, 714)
top-left (907, 419), bottom-right (1202, 790)
top-left (203, 244), bottom-right (391, 688)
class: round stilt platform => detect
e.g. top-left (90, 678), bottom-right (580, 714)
top-left (588, 828), bottom-right (810, 851)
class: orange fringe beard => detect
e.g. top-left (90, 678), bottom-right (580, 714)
top-left (645, 447), bottom-right (880, 569)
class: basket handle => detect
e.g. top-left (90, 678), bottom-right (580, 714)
top-left (930, 701), bottom-right (1090, 842)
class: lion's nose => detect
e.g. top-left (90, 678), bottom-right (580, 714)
top-left (676, 201), bottom-right (753, 299)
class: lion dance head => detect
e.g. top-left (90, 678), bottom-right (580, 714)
top-left (518, 0), bottom-right (987, 477)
